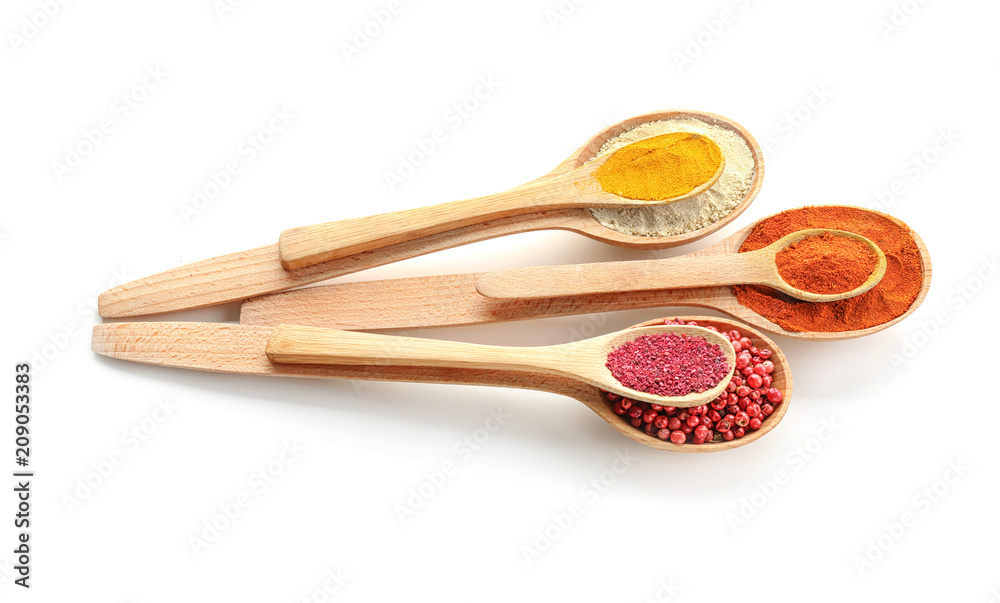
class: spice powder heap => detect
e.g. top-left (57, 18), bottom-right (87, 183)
top-left (588, 116), bottom-right (757, 237)
top-left (734, 206), bottom-right (924, 333)
top-left (595, 132), bottom-right (723, 201)
top-left (776, 232), bottom-right (878, 295)
top-left (605, 332), bottom-right (729, 397)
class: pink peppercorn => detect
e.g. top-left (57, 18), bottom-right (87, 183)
top-left (605, 323), bottom-right (783, 446)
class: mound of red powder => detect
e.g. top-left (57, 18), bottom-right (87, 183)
top-left (605, 332), bottom-right (729, 397)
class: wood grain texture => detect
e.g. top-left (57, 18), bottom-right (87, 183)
top-left (475, 228), bottom-right (888, 303)
top-left (91, 316), bottom-right (789, 453)
top-left (242, 206), bottom-right (933, 341)
top-left (98, 110), bottom-right (764, 318)
top-left (264, 323), bottom-right (735, 407)
top-left (98, 211), bottom-right (579, 318)
top-left (277, 145), bottom-right (724, 269)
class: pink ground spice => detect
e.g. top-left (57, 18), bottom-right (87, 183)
top-left (606, 333), bottom-right (729, 397)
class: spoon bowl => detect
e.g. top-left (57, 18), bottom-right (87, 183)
top-left (265, 323), bottom-right (736, 408)
top-left (475, 228), bottom-right (888, 303)
top-left (579, 316), bottom-right (791, 452)
top-left (761, 228), bottom-right (887, 302)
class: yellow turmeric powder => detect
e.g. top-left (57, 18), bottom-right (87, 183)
top-left (595, 132), bottom-right (723, 201)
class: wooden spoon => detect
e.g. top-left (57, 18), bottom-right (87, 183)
top-left (98, 110), bottom-right (762, 318)
top-left (240, 205), bottom-right (931, 341)
top-left (90, 316), bottom-right (790, 452)
top-left (265, 323), bottom-right (736, 408)
top-left (476, 229), bottom-right (887, 303)
top-left (277, 137), bottom-right (726, 270)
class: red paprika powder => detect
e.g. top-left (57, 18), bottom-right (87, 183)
top-left (733, 206), bottom-right (924, 332)
top-left (775, 232), bottom-right (878, 295)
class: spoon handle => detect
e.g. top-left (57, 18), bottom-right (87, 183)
top-left (277, 169), bottom-right (592, 271)
top-left (476, 252), bottom-right (772, 299)
top-left (265, 325), bottom-right (554, 372)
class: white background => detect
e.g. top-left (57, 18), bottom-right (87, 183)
top-left (2, 0), bottom-right (999, 600)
